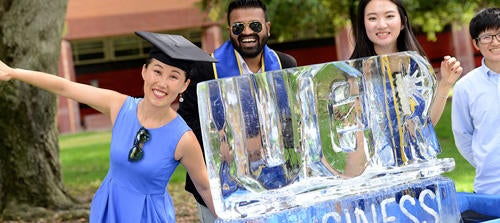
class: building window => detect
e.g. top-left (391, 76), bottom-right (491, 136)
top-left (72, 36), bottom-right (146, 65)
top-left (72, 40), bottom-right (106, 64)
top-left (71, 30), bottom-right (202, 65)
top-left (112, 36), bottom-right (145, 59)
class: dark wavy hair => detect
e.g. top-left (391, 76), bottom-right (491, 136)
top-left (349, 0), bottom-right (426, 59)
top-left (469, 8), bottom-right (500, 42)
top-left (226, 0), bottom-right (268, 25)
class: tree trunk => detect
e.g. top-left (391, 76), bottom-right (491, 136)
top-left (0, 0), bottom-right (83, 220)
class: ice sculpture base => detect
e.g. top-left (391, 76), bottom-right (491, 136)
top-left (215, 176), bottom-right (460, 223)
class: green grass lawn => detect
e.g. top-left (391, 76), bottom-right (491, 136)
top-left (59, 131), bottom-right (112, 191)
top-left (59, 101), bottom-right (474, 194)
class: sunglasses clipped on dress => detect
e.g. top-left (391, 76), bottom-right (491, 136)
top-left (128, 127), bottom-right (150, 162)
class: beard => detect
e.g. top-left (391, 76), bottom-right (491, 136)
top-left (230, 33), bottom-right (269, 59)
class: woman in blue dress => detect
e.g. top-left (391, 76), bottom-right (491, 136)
top-left (0, 31), bottom-right (218, 222)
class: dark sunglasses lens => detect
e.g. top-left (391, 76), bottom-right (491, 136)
top-left (128, 146), bottom-right (143, 161)
top-left (137, 128), bottom-right (150, 143)
top-left (232, 23), bottom-right (245, 35)
top-left (249, 22), bottom-right (262, 33)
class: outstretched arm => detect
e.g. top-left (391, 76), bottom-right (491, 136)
top-left (430, 56), bottom-right (463, 126)
top-left (0, 60), bottom-right (127, 124)
top-left (176, 131), bottom-right (217, 218)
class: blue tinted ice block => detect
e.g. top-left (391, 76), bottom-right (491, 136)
top-left (197, 51), bottom-right (458, 221)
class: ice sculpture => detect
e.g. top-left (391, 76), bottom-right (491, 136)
top-left (197, 51), bottom-right (460, 222)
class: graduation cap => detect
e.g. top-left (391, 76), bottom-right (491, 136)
top-left (135, 31), bottom-right (217, 73)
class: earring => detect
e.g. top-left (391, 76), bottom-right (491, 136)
top-left (179, 93), bottom-right (184, 103)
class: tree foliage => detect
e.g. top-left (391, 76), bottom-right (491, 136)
top-left (265, 0), bottom-right (338, 42)
top-left (402, 0), bottom-right (485, 41)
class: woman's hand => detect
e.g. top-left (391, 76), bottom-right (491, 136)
top-left (439, 55), bottom-right (463, 87)
top-left (430, 55), bottom-right (463, 125)
top-left (0, 60), bottom-right (15, 81)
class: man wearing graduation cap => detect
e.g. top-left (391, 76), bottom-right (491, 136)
top-left (178, 0), bottom-right (297, 222)
top-left (0, 31), bottom-right (217, 222)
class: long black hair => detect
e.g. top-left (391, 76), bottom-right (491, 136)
top-left (349, 0), bottom-right (426, 59)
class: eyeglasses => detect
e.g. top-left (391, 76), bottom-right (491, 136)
top-left (128, 127), bottom-right (150, 162)
top-left (476, 33), bottom-right (500, 44)
top-left (231, 21), bottom-right (263, 36)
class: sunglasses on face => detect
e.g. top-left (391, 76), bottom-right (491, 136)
top-left (128, 127), bottom-right (150, 162)
top-left (231, 21), bottom-right (263, 36)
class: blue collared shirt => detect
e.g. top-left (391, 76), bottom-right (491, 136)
top-left (452, 58), bottom-right (500, 194)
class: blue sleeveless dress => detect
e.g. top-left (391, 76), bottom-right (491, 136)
top-left (90, 97), bottom-right (190, 222)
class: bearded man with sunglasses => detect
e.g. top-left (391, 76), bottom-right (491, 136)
top-left (178, 0), bottom-right (297, 222)
top-left (211, 0), bottom-right (296, 78)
